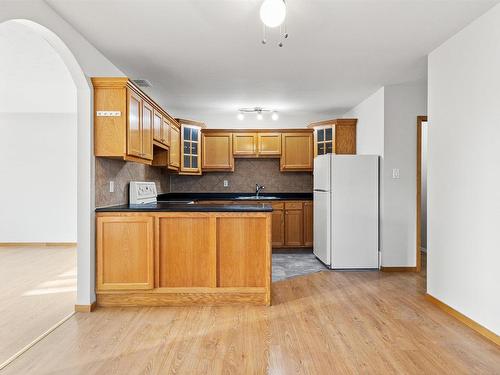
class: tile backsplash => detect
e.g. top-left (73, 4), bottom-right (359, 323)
top-left (95, 158), bottom-right (169, 207)
top-left (170, 159), bottom-right (313, 193)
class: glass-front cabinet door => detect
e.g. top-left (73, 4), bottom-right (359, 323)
top-left (180, 123), bottom-right (202, 174)
top-left (315, 126), bottom-right (334, 156)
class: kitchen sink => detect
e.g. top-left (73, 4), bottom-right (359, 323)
top-left (234, 196), bottom-right (279, 200)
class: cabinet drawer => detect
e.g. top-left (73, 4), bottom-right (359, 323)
top-left (285, 202), bottom-right (303, 210)
top-left (271, 202), bottom-right (284, 210)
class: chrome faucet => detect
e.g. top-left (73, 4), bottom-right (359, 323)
top-left (255, 184), bottom-right (265, 198)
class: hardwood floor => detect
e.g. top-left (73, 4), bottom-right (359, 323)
top-left (0, 245), bottom-right (76, 367)
top-left (3, 270), bottom-right (499, 374)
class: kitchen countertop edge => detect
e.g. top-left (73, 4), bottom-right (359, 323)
top-left (95, 203), bottom-right (273, 213)
top-left (157, 192), bottom-right (313, 201)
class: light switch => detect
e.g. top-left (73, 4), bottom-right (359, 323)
top-left (223, 180), bottom-right (229, 187)
top-left (109, 181), bottom-right (115, 193)
top-left (392, 168), bottom-right (400, 179)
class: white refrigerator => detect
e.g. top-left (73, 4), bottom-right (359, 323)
top-left (313, 154), bottom-right (379, 269)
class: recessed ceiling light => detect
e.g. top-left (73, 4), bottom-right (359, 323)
top-left (237, 112), bottom-right (244, 120)
top-left (271, 111), bottom-right (279, 121)
top-left (257, 112), bottom-right (263, 120)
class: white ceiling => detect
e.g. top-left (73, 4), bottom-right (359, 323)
top-left (47, 0), bottom-right (498, 127)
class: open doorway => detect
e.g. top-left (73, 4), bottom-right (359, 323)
top-left (416, 116), bottom-right (428, 274)
top-left (0, 20), bottom-right (77, 366)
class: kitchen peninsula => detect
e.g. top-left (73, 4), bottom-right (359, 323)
top-left (95, 202), bottom-right (272, 307)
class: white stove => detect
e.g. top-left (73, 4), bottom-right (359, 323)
top-left (129, 181), bottom-right (157, 205)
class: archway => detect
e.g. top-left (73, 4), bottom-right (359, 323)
top-left (0, 18), bottom-right (94, 367)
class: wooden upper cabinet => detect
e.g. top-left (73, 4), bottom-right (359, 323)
top-left (310, 119), bottom-right (357, 156)
top-left (153, 110), bottom-right (170, 149)
top-left (258, 133), bottom-right (281, 156)
top-left (280, 132), bottom-right (313, 171)
top-left (127, 89), bottom-right (143, 159)
top-left (153, 110), bottom-right (163, 143)
top-left (180, 124), bottom-right (201, 174)
top-left (169, 123), bottom-right (180, 170)
top-left (202, 132), bottom-right (234, 171)
top-left (335, 122), bottom-right (357, 154)
top-left (141, 100), bottom-right (153, 160)
top-left (178, 119), bottom-right (205, 175)
top-left (96, 215), bottom-right (154, 291)
top-left (233, 133), bottom-right (257, 156)
top-left (162, 117), bottom-right (170, 147)
top-left (93, 78), bottom-right (176, 165)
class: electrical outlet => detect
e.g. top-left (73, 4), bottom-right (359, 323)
top-left (109, 181), bottom-right (115, 193)
top-left (392, 168), bottom-right (400, 179)
top-left (223, 180), bottom-right (229, 187)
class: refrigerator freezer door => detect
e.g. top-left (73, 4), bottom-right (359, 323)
top-left (331, 155), bottom-right (379, 269)
top-left (313, 154), bottom-right (331, 192)
top-left (313, 190), bottom-right (331, 266)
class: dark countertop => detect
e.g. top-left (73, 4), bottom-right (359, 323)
top-left (157, 192), bottom-right (313, 202)
top-left (95, 202), bottom-right (272, 213)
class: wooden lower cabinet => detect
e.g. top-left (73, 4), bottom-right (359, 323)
top-left (303, 201), bottom-right (313, 247)
top-left (271, 203), bottom-right (285, 247)
top-left (96, 212), bottom-right (271, 307)
top-left (195, 200), bottom-right (313, 250)
top-left (96, 216), bottom-right (154, 291)
top-left (284, 202), bottom-right (304, 246)
top-left (273, 201), bottom-right (313, 249)
top-left (158, 216), bottom-right (216, 287)
top-left (217, 217), bottom-right (268, 287)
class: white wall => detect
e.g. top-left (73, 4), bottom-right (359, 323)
top-left (383, 81), bottom-right (427, 267)
top-left (0, 113), bottom-right (77, 242)
top-left (1, 0), bottom-right (125, 305)
top-left (343, 88), bottom-right (385, 156)
top-left (343, 82), bottom-right (427, 268)
top-left (0, 21), bottom-right (77, 242)
top-left (428, 4), bottom-right (500, 334)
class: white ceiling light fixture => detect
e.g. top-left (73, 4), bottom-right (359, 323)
top-left (260, 0), bottom-right (286, 28)
top-left (237, 107), bottom-right (279, 121)
top-left (260, 0), bottom-right (288, 47)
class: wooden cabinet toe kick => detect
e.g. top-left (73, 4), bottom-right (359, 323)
top-left (97, 287), bottom-right (269, 307)
top-left (96, 212), bottom-right (272, 307)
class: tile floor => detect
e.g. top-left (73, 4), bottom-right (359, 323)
top-left (272, 251), bottom-right (327, 282)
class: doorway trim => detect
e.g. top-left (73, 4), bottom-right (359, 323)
top-left (416, 115), bottom-right (427, 273)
